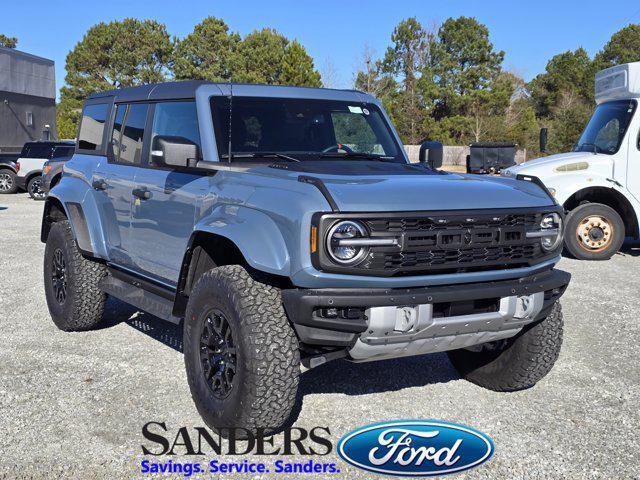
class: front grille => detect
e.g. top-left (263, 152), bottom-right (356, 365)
top-left (365, 212), bottom-right (539, 233)
top-left (370, 243), bottom-right (541, 276)
top-left (313, 208), bottom-right (559, 277)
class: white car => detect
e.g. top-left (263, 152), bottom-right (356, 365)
top-left (15, 142), bottom-right (75, 199)
top-left (504, 62), bottom-right (640, 260)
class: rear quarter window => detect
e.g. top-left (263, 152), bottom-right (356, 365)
top-left (78, 103), bottom-right (110, 152)
top-left (26, 144), bottom-right (54, 158)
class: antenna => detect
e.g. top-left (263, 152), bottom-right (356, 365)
top-left (227, 83), bottom-right (233, 163)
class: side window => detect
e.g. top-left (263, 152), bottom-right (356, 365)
top-left (149, 102), bottom-right (201, 167)
top-left (110, 104), bottom-right (149, 165)
top-left (25, 144), bottom-right (53, 159)
top-left (111, 105), bottom-right (127, 161)
top-left (78, 104), bottom-right (109, 151)
top-left (51, 146), bottom-right (75, 159)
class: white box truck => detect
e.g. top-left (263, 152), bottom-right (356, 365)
top-left (504, 62), bottom-right (640, 260)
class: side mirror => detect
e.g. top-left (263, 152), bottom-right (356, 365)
top-left (419, 140), bottom-right (443, 169)
top-left (151, 135), bottom-right (199, 168)
top-left (539, 128), bottom-right (548, 154)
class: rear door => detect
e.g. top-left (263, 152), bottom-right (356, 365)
top-left (128, 101), bottom-right (206, 284)
top-left (92, 102), bottom-right (150, 269)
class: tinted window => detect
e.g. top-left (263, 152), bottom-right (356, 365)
top-left (24, 143), bottom-right (54, 158)
top-left (149, 102), bottom-right (201, 166)
top-left (110, 104), bottom-right (149, 165)
top-left (51, 146), bottom-right (75, 159)
top-left (78, 104), bottom-right (109, 151)
top-left (210, 97), bottom-right (402, 162)
top-left (111, 105), bottom-right (127, 161)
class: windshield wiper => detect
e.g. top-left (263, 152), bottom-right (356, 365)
top-left (221, 152), bottom-right (301, 162)
top-left (575, 143), bottom-right (601, 154)
top-left (319, 152), bottom-right (396, 162)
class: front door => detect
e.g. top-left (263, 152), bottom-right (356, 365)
top-left (128, 101), bottom-right (205, 284)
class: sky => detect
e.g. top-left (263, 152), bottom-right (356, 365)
top-left (4, 0), bottom-right (640, 99)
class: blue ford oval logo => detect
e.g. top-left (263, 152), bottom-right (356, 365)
top-left (337, 420), bottom-right (494, 476)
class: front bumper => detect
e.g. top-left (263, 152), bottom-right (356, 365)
top-left (282, 268), bottom-right (570, 359)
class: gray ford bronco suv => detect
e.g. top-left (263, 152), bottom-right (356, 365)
top-left (42, 81), bottom-right (570, 434)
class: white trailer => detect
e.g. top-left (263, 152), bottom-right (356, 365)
top-left (503, 62), bottom-right (640, 260)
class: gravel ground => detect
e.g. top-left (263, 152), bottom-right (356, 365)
top-left (0, 193), bottom-right (639, 479)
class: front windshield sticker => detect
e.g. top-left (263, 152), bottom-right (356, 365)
top-left (348, 106), bottom-right (363, 114)
top-left (362, 108), bottom-right (370, 116)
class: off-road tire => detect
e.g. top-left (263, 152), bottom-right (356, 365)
top-left (44, 220), bottom-right (107, 331)
top-left (564, 203), bottom-right (624, 260)
top-left (447, 302), bottom-right (563, 391)
top-left (184, 265), bottom-right (300, 435)
top-left (0, 169), bottom-right (18, 194)
top-left (27, 176), bottom-right (45, 200)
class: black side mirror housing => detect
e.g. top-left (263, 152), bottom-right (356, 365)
top-left (419, 140), bottom-right (443, 169)
top-left (539, 128), bottom-right (548, 154)
top-left (151, 135), bottom-right (199, 168)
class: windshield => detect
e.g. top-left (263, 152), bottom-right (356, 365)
top-left (210, 97), bottom-right (405, 163)
top-left (575, 100), bottom-right (636, 154)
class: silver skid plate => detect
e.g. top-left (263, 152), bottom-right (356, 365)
top-left (348, 293), bottom-right (544, 362)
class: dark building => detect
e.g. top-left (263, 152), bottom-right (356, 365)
top-left (0, 46), bottom-right (57, 153)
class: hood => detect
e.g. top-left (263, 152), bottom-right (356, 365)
top-left (254, 161), bottom-right (554, 212)
top-left (320, 173), bottom-right (554, 211)
top-left (513, 151), bottom-right (592, 168)
top-left (505, 151), bottom-right (603, 174)
top-left (504, 151), bottom-right (613, 181)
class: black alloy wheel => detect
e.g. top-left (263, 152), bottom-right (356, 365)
top-left (28, 177), bottom-right (46, 200)
top-left (51, 248), bottom-right (67, 305)
top-left (200, 309), bottom-right (237, 399)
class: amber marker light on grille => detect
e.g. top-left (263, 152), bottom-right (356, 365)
top-left (310, 225), bottom-right (318, 253)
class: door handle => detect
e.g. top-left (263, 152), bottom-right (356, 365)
top-left (92, 178), bottom-right (108, 191)
top-left (132, 187), bottom-right (152, 200)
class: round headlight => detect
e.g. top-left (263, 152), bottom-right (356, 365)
top-left (540, 212), bottom-right (563, 251)
top-left (326, 220), bottom-right (368, 264)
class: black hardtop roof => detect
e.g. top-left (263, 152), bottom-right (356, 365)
top-left (87, 81), bottom-right (366, 103)
top-left (87, 80), bottom-right (209, 102)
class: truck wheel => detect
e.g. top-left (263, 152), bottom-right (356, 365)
top-left (184, 265), bottom-right (300, 434)
top-left (44, 220), bottom-right (107, 331)
top-left (28, 176), bottom-right (46, 200)
top-left (447, 302), bottom-right (563, 391)
top-left (0, 169), bottom-right (18, 194)
top-left (564, 203), bottom-right (624, 260)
